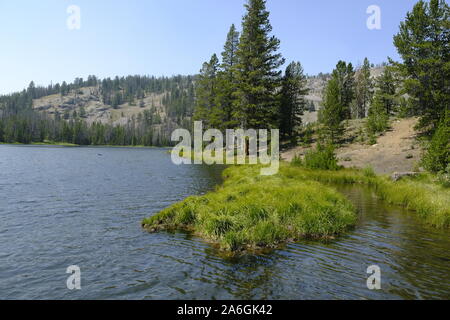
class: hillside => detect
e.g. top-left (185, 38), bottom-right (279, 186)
top-left (281, 117), bottom-right (422, 175)
top-left (0, 75), bottom-right (197, 146)
top-left (0, 65), bottom-right (387, 147)
top-left (302, 66), bottom-right (385, 124)
top-left (33, 86), bottom-right (167, 126)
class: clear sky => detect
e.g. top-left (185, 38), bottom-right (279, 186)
top-left (0, 0), bottom-right (419, 94)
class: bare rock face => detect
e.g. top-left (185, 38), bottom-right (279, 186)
top-left (391, 172), bottom-right (418, 182)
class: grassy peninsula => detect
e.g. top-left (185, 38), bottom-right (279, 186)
top-left (142, 164), bottom-right (357, 253)
top-left (143, 161), bottom-right (449, 253)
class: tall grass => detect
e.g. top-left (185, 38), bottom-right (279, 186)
top-left (292, 144), bottom-right (340, 170)
top-left (286, 165), bottom-right (450, 229)
top-left (143, 162), bottom-right (449, 254)
top-left (143, 164), bottom-right (357, 253)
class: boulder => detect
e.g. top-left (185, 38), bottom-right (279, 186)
top-left (391, 172), bottom-right (418, 182)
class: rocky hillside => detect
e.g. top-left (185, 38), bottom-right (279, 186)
top-left (33, 86), bottom-right (167, 126)
top-left (302, 66), bottom-right (385, 124)
top-left (29, 66), bottom-right (385, 131)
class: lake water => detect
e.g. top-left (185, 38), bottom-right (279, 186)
top-left (0, 145), bottom-right (449, 299)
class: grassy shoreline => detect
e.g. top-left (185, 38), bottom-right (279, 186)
top-left (0, 142), bottom-right (171, 148)
top-left (285, 165), bottom-right (450, 228)
top-left (0, 141), bottom-right (80, 147)
top-left (143, 162), bottom-right (449, 253)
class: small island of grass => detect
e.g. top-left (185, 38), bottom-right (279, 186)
top-left (142, 164), bottom-right (357, 253)
top-left (143, 158), bottom-right (449, 253)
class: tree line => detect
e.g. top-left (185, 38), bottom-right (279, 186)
top-left (193, 0), bottom-right (309, 144)
top-left (0, 75), bottom-right (196, 146)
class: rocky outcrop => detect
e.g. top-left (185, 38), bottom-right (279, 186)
top-left (391, 172), bottom-right (418, 182)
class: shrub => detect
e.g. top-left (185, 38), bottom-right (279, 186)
top-left (368, 133), bottom-right (377, 145)
top-left (302, 144), bottom-right (340, 170)
top-left (437, 164), bottom-right (450, 188)
top-left (367, 112), bottom-right (389, 135)
top-left (422, 117), bottom-right (450, 173)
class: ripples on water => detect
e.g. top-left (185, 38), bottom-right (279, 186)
top-left (0, 145), bottom-right (449, 300)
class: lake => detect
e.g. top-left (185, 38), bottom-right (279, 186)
top-left (0, 145), bottom-right (449, 299)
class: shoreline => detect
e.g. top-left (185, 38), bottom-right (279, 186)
top-left (143, 163), bottom-right (358, 254)
top-left (0, 142), bottom-right (172, 149)
top-left (143, 162), bottom-right (449, 254)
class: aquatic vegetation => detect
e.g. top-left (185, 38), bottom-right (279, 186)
top-left (290, 166), bottom-right (450, 229)
top-left (143, 164), bottom-right (356, 252)
top-left (143, 160), bottom-right (449, 254)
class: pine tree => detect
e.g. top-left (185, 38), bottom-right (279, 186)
top-left (332, 61), bottom-right (355, 120)
top-left (279, 61), bottom-right (309, 142)
top-left (352, 58), bottom-right (373, 119)
top-left (320, 77), bottom-right (344, 143)
top-left (422, 111), bottom-right (449, 173)
top-left (367, 91), bottom-right (389, 136)
top-left (375, 67), bottom-right (397, 115)
top-left (193, 54), bottom-right (220, 128)
top-left (221, 24), bottom-right (240, 76)
top-left (393, 0), bottom-right (449, 132)
top-left (234, 0), bottom-right (285, 129)
top-left (215, 24), bottom-right (240, 129)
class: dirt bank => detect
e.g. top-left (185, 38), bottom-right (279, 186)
top-left (281, 118), bottom-right (422, 175)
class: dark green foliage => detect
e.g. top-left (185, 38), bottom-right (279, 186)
top-left (374, 67), bottom-right (397, 115)
top-left (0, 75), bottom-right (195, 147)
top-left (421, 113), bottom-right (450, 173)
top-left (294, 144), bottom-right (340, 171)
top-left (393, 0), bottom-right (450, 132)
top-left (279, 61), bottom-right (309, 143)
top-left (216, 24), bottom-right (240, 129)
top-left (352, 58), bottom-right (373, 119)
top-left (332, 60), bottom-right (355, 120)
top-left (319, 60), bottom-right (357, 143)
top-left (193, 54), bottom-right (221, 128)
top-left (193, 0), bottom-right (287, 133)
top-left (366, 67), bottom-right (398, 136)
top-left (234, 0), bottom-right (285, 129)
top-left (320, 76), bottom-right (344, 143)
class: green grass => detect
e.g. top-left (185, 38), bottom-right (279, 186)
top-left (0, 141), bottom-right (79, 147)
top-left (143, 160), bottom-right (449, 253)
top-left (285, 166), bottom-right (450, 229)
top-left (143, 164), bottom-right (357, 253)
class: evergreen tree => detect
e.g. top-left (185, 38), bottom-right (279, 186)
top-left (193, 54), bottom-right (220, 128)
top-left (375, 67), bottom-right (397, 115)
top-left (393, 0), bottom-right (449, 132)
top-left (332, 61), bottom-right (355, 120)
top-left (366, 91), bottom-right (389, 136)
top-left (215, 24), bottom-right (240, 129)
top-left (279, 61), bottom-right (309, 142)
top-left (320, 76), bottom-right (344, 143)
top-left (352, 58), bottom-right (373, 119)
top-left (421, 111), bottom-right (449, 173)
top-left (234, 0), bottom-right (285, 129)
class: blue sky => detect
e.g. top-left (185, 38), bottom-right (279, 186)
top-left (0, 0), bottom-right (419, 94)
